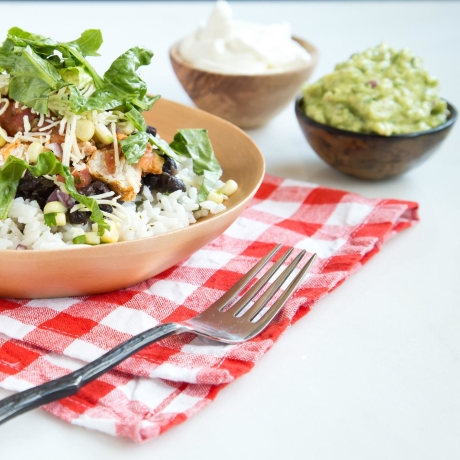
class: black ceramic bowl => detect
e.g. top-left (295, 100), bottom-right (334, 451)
top-left (295, 97), bottom-right (457, 180)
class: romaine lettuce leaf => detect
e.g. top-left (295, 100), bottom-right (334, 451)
top-left (120, 132), bottom-right (151, 165)
top-left (0, 28), bottom-right (160, 117)
top-left (4, 27), bottom-right (102, 57)
top-left (67, 29), bottom-right (103, 57)
top-left (69, 86), bottom-right (124, 113)
top-left (124, 103), bottom-right (148, 131)
top-left (71, 47), bottom-right (160, 115)
top-left (169, 129), bottom-right (222, 201)
top-left (103, 47), bottom-right (152, 101)
top-left (151, 136), bottom-right (182, 161)
top-left (6, 27), bottom-right (104, 87)
top-left (1, 45), bottom-right (66, 113)
top-left (120, 130), bottom-right (184, 165)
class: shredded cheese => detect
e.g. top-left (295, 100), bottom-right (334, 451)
top-left (90, 191), bottom-right (115, 200)
top-left (14, 132), bottom-right (50, 144)
top-left (70, 121), bottom-right (83, 164)
top-left (43, 175), bottom-right (68, 194)
top-left (61, 116), bottom-right (74, 166)
top-left (0, 98), bottom-right (9, 116)
top-left (23, 115), bottom-right (30, 133)
top-left (102, 211), bottom-right (122, 222)
top-left (72, 162), bottom-right (87, 172)
top-left (58, 116), bottom-right (67, 136)
top-left (111, 122), bottom-right (119, 167)
top-left (39, 119), bottom-right (60, 131)
top-left (37, 113), bottom-right (45, 127)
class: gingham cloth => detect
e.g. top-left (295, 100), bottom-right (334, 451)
top-left (0, 174), bottom-right (418, 442)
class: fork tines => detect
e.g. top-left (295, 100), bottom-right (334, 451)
top-left (216, 244), bottom-right (316, 323)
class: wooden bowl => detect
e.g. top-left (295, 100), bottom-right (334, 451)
top-left (0, 98), bottom-right (265, 299)
top-left (170, 37), bottom-right (318, 129)
top-left (295, 97), bottom-right (457, 180)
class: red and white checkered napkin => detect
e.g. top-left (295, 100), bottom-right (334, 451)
top-left (0, 175), bottom-right (418, 441)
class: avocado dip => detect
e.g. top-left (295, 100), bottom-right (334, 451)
top-left (302, 43), bottom-right (447, 135)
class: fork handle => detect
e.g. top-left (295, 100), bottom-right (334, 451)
top-left (0, 322), bottom-right (188, 425)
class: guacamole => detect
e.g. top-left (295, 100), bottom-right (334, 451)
top-left (302, 43), bottom-right (447, 135)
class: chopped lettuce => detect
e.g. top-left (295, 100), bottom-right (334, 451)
top-left (2, 45), bottom-right (65, 114)
top-left (69, 47), bottom-right (160, 117)
top-left (0, 152), bottom-right (109, 233)
top-left (151, 136), bottom-right (182, 161)
top-left (120, 132), bottom-right (151, 165)
top-left (170, 129), bottom-right (222, 201)
top-left (67, 29), bottom-right (103, 57)
top-left (0, 28), bottom-right (104, 113)
top-left (121, 131), bottom-right (182, 165)
top-left (102, 47), bottom-right (154, 107)
top-left (0, 27), bottom-right (159, 118)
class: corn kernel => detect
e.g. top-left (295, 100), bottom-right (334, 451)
top-left (207, 190), bottom-right (224, 204)
top-left (0, 127), bottom-right (7, 148)
top-left (54, 212), bottom-right (66, 226)
top-left (85, 232), bottom-right (100, 245)
top-left (27, 142), bottom-right (44, 164)
top-left (219, 179), bottom-right (238, 196)
top-left (44, 201), bottom-right (67, 215)
top-left (94, 123), bottom-right (113, 145)
top-left (101, 222), bottom-right (119, 244)
top-left (119, 120), bottom-right (135, 135)
top-left (75, 119), bottom-right (95, 142)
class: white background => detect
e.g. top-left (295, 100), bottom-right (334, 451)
top-left (0, 1), bottom-right (459, 459)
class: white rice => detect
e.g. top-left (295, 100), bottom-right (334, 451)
top-left (0, 158), bottom-right (227, 250)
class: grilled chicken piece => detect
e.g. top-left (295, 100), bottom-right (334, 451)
top-left (138, 147), bottom-right (164, 175)
top-left (0, 140), bottom-right (27, 162)
top-left (79, 141), bottom-right (97, 158)
top-left (87, 148), bottom-right (141, 201)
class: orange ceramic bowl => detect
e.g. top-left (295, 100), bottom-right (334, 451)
top-left (0, 98), bottom-right (265, 298)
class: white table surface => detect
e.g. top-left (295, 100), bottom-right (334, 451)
top-left (0, 1), bottom-right (459, 458)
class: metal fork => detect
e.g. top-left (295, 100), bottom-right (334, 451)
top-left (0, 245), bottom-right (316, 425)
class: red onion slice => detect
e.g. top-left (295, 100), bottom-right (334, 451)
top-left (16, 244), bottom-right (27, 250)
top-left (57, 189), bottom-right (75, 208)
top-left (46, 188), bottom-right (59, 203)
top-left (46, 188), bottom-right (76, 209)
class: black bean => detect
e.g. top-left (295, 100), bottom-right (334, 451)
top-left (68, 180), bottom-right (114, 225)
top-left (159, 173), bottom-right (186, 193)
top-left (142, 173), bottom-right (161, 190)
top-left (142, 172), bottom-right (186, 194)
top-left (68, 209), bottom-right (90, 224)
top-left (162, 156), bottom-right (178, 175)
top-left (16, 171), bottom-right (55, 209)
top-left (81, 180), bottom-right (112, 197)
top-left (146, 125), bottom-right (157, 137)
top-left (81, 181), bottom-right (114, 213)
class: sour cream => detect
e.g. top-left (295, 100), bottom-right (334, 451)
top-left (179, 0), bottom-right (311, 75)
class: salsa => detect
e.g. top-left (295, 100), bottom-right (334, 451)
top-left (302, 43), bottom-right (448, 135)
